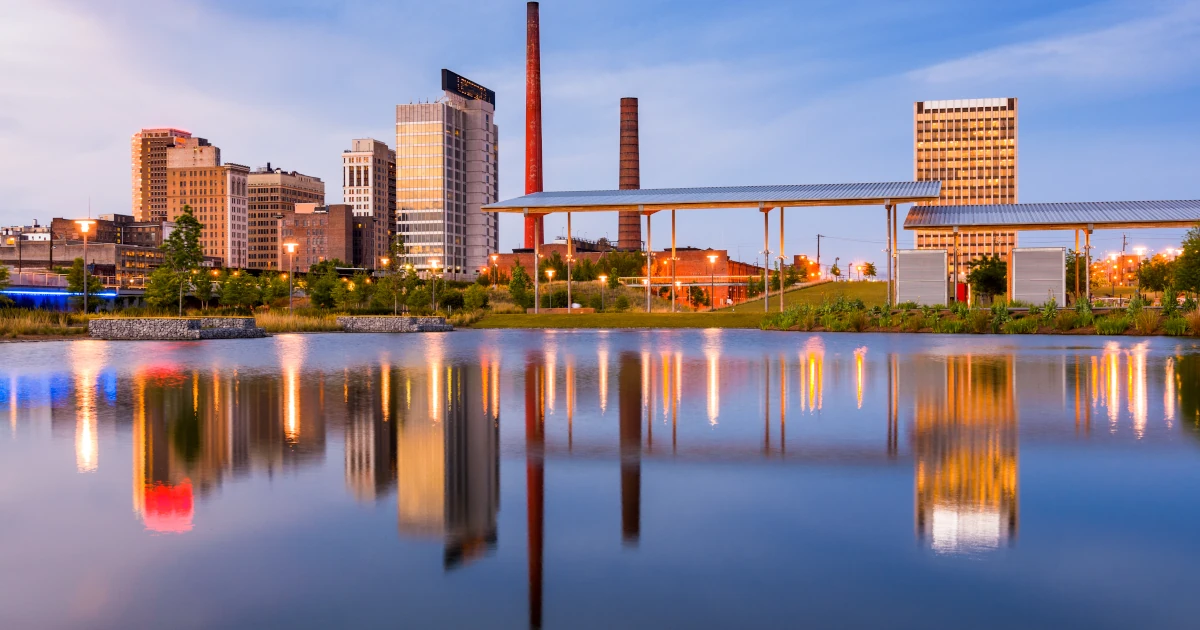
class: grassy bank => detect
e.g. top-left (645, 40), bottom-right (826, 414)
top-left (471, 312), bottom-right (766, 329)
top-left (0, 309), bottom-right (89, 339)
top-left (254, 312), bottom-right (342, 333)
top-left (723, 281), bottom-right (888, 313)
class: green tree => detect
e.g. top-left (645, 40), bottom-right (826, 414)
top-left (1173, 226), bottom-right (1200, 295)
top-left (160, 205), bottom-right (204, 271)
top-left (862, 262), bottom-right (878, 279)
top-left (464, 284), bottom-right (489, 310)
top-left (1137, 256), bottom-right (1174, 293)
top-left (0, 265), bottom-right (10, 291)
top-left (194, 270), bottom-right (218, 309)
top-left (829, 264), bottom-right (841, 279)
top-left (574, 257), bottom-right (598, 282)
top-left (220, 272), bottom-right (260, 312)
top-left (305, 260), bottom-right (343, 309)
top-left (374, 272), bottom-right (405, 314)
top-left (538, 251), bottom-right (568, 281)
top-left (509, 260), bottom-right (533, 309)
top-left (966, 254), bottom-right (1007, 300)
top-left (66, 257), bottom-right (104, 310)
top-left (1065, 249), bottom-right (1084, 296)
top-left (144, 266), bottom-right (182, 310)
top-left (688, 285), bottom-right (709, 308)
top-left (259, 273), bottom-right (289, 306)
top-left (407, 286), bottom-right (432, 315)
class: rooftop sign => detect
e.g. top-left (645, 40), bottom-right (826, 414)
top-left (441, 69), bottom-right (495, 106)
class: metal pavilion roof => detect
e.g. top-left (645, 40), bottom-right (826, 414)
top-left (904, 200), bottom-right (1200, 231)
top-left (483, 182), bottom-right (941, 213)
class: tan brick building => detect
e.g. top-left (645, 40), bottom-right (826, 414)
top-left (279, 203), bottom-right (354, 273)
top-left (913, 98), bottom-right (1018, 279)
top-left (131, 128), bottom-right (192, 222)
top-left (343, 139), bottom-right (395, 270)
top-left (247, 165), bottom-right (325, 270)
top-left (165, 138), bottom-right (250, 268)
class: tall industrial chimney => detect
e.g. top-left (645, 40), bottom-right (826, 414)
top-left (524, 1), bottom-right (544, 249)
top-left (617, 97), bottom-right (642, 251)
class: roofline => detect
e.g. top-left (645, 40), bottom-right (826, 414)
top-left (904, 200), bottom-right (1200, 232)
top-left (907, 220), bottom-right (1200, 232)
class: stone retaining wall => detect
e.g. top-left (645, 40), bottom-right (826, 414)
top-left (88, 317), bottom-right (265, 340)
top-left (336, 316), bottom-right (453, 333)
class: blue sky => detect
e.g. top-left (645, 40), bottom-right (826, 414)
top-left (2, 0), bottom-right (1198, 265)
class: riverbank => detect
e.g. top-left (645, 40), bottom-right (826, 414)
top-left (470, 312), bottom-right (765, 329)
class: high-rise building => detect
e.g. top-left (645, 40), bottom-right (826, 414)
top-left (395, 69), bottom-right (499, 280)
top-left (913, 98), bottom-right (1018, 279)
top-left (247, 164), bottom-right (325, 270)
top-left (342, 138), bottom-right (395, 270)
top-left (165, 138), bottom-right (250, 268)
top-left (131, 128), bottom-right (192, 222)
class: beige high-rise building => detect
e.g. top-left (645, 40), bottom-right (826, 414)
top-left (165, 138), bottom-right (249, 268)
top-left (131, 128), bottom-right (192, 222)
top-left (396, 70), bottom-right (499, 280)
top-left (342, 138), bottom-right (395, 269)
top-left (914, 98), bottom-right (1018, 279)
top-left (247, 165), bottom-right (325, 270)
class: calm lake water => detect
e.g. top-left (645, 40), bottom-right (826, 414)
top-left (1, 330), bottom-right (1199, 629)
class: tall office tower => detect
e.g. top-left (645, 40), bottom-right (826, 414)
top-left (131, 128), bottom-right (192, 222)
top-left (165, 138), bottom-right (250, 268)
top-left (247, 164), bottom-right (325, 270)
top-left (396, 70), bottom-right (499, 280)
top-left (914, 98), bottom-right (1018, 280)
top-left (342, 138), bottom-right (395, 269)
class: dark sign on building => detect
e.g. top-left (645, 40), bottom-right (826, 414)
top-left (441, 69), bottom-right (495, 106)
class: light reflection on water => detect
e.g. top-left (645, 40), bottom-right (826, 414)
top-left (1, 330), bottom-right (1200, 629)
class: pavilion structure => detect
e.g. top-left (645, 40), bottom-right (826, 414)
top-left (484, 182), bottom-right (942, 313)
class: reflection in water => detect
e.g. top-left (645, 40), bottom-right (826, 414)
top-left (911, 355), bottom-right (1018, 555)
top-left (620, 352), bottom-right (641, 546)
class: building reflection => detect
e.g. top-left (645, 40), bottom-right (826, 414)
top-left (910, 355), bottom-right (1018, 555)
top-left (396, 360), bottom-right (500, 569)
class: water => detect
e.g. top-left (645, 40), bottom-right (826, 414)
top-left (1, 330), bottom-right (1199, 629)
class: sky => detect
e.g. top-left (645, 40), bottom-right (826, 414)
top-left (2, 0), bottom-right (1198, 266)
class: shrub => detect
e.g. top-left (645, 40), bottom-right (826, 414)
top-left (897, 301), bottom-right (919, 310)
top-left (1164, 317), bottom-right (1189, 336)
top-left (1132, 310), bottom-right (1161, 335)
top-left (935, 319), bottom-right (965, 334)
top-left (990, 300), bottom-right (1011, 333)
top-left (1054, 312), bottom-right (1079, 332)
top-left (448, 310), bottom-right (484, 327)
top-left (1002, 317), bottom-right (1038, 334)
top-left (967, 310), bottom-right (991, 334)
top-left (845, 311), bottom-right (870, 332)
top-left (463, 284), bottom-right (489, 311)
top-left (614, 295), bottom-right (630, 311)
top-left (902, 314), bottom-right (924, 333)
top-left (1041, 296), bottom-right (1058, 326)
top-left (1095, 315), bottom-right (1131, 335)
top-left (1074, 299), bottom-right (1095, 328)
top-left (1186, 311), bottom-right (1200, 336)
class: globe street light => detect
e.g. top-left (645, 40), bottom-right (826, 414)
top-left (545, 268), bottom-right (555, 309)
top-left (429, 258), bottom-right (440, 313)
top-left (490, 253), bottom-right (499, 288)
top-left (284, 242), bottom-right (298, 314)
top-left (74, 220), bottom-right (95, 313)
top-left (598, 274), bottom-right (607, 311)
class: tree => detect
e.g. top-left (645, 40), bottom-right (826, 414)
top-left (862, 262), bottom-right (878, 279)
top-left (829, 264), bottom-right (841, 279)
top-left (374, 272), bottom-right (405, 313)
top-left (509, 260), bottom-right (532, 309)
top-left (144, 266), bottom-right (182, 310)
top-left (259, 273), bottom-right (289, 306)
top-left (1174, 225), bottom-right (1200, 295)
top-left (1065, 249), bottom-right (1083, 296)
top-left (66, 257), bottom-right (104, 310)
top-left (194, 270), bottom-right (217, 309)
top-left (538, 251), bottom-right (567, 280)
top-left (160, 205), bottom-right (204, 272)
top-left (220, 272), bottom-right (260, 312)
top-left (688, 285), bottom-right (709, 308)
top-left (305, 260), bottom-right (343, 309)
top-left (966, 254), bottom-right (1007, 299)
top-left (1137, 256), bottom-right (1174, 293)
top-left (406, 286), bottom-right (432, 315)
top-left (464, 284), bottom-right (489, 310)
top-left (0, 265), bottom-right (9, 291)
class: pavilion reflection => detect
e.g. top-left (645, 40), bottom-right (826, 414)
top-left (908, 355), bottom-right (1018, 555)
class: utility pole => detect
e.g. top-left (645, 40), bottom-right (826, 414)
top-left (816, 234), bottom-right (823, 273)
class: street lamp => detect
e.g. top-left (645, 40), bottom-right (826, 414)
top-left (707, 253), bottom-right (718, 312)
top-left (545, 268), bottom-right (555, 309)
top-left (429, 258), bottom-right (440, 312)
top-left (598, 274), bottom-right (607, 311)
top-left (284, 242), bottom-right (298, 314)
top-left (490, 253), bottom-right (499, 288)
top-left (74, 220), bottom-right (95, 313)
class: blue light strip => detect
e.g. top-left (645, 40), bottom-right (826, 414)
top-left (1, 289), bottom-right (119, 298)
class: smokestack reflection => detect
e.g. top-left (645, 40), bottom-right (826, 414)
top-left (525, 353), bottom-right (545, 629)
top-left (619, 352), bottom-right (642, 545)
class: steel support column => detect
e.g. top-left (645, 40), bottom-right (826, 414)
top-left (645, 209), bottom-right (652, 313)
top-left (670, 209), bottom-right (677, 312)
top-left (1085, 228), bottom-right (1092, 304)
top-left (1074, 228), bottom-right (1080, 299)
top-left (892, 205), bottom-right (899, 306)
top-left (779, 206), bottom-right (785, 313)
top-left (566, 211), bottom-right (573, 311)
top-left (762, 208), bottom-right (770, 313)
top-left (953, 227), bottom-right (960, 304)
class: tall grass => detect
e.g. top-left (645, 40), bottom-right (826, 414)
top-left (255, 312), bottom-right (341, 333)
top-left (1186, 311), bottom-right (1200, 337)
top-left (1095, 315), bottom-right (1131, 336)
top-left (0, 309), bottom-right (87, 338)
top-left (1132, 310), bottom-right (1161, 335)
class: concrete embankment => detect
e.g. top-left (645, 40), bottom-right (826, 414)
top-left (89, 317), bottom-right (266, 340)
top-left (335, 316), bottom-right (453, 333)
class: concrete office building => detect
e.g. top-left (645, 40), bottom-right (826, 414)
top-left (914, 98), bottom-right (1018, 279)
top-left (132, 128), bottom-right (193, 222)
top-left (396, 70), bottom-right (499, 280)
top-left (342, 139), bottom-right (395, 270)
top-left (165, 138), bottom-right (250, 268)
top-left (248, 165), bottom-right (325, 270)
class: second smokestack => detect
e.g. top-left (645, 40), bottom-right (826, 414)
top-left (617, 97), bottom-right (642, 251)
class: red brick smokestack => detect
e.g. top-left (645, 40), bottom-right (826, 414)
top-left (524, 2), bottom-right (544, 248)
top-left (617, 97), bottom-right (642, 250)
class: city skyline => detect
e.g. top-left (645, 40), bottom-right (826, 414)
top-left (2, 0), bottom-right (1198, 265)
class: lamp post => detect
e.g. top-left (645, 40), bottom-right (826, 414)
top-left (284, 243), bottom-right (298, 314)
top-left (707, 253), bottom-right (717, 312)
top-left (491, 254), bottom-right (499, 288)
top-left (598, 274), bottom-right (607, 311)
top-left (545, 268), bottom-right (555, 309)
top-left (74, 220), bottom-right (95, 313)
top-left (430, 258), bottom-right (440, 313)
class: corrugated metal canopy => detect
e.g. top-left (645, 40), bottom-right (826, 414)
top-left (483, 182), bottom-right (941, 213)
top-left (905, 200), bottom-right (1200, 231)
